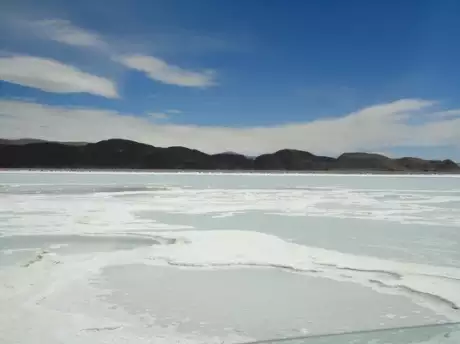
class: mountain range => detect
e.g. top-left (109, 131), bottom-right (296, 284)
top-left (0, 138), bottom-right (459, 172)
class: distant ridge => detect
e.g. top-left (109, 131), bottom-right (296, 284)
top-left (0, 138), bottom-right (458, 172)
top-left (0, 138), bottom-right (88, 146)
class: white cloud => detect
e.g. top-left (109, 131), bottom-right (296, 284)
top-left (31, 19), bottom-right (106, 49)
top-left (166, 109), bottom-right (182, 114)
top-left (0, 56), bottom-right (118, 98)
top-left (0, 99), bottom-right (459, 157)
top-left (149, 112), bottom-right (169, 120)
top-left (431, 109), bottom-right (460, 119)
top-left (118, 55), bottom-right (216, 87)
top-left (7, 17), bottom-right (217, 89)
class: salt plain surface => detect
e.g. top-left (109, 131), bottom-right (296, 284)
top-left (1, 171), bottom-right (460, 343)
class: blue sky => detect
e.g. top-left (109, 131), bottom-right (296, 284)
top-left (1, 0), bottom-right (460, 159)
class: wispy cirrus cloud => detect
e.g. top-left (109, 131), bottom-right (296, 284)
top-left (0, 55), bottom-right (118, 98)
top-left (148, 109), bottom-right (182, 121)
top-left (149, 112), bottom-right (169, 120)
top-left (431, 109), bottom-right (460, 119)
top-left (30, 19), bottom-right (106, 50)
top-left (166, 109), bottom-right (182, 114)
top-left (20, 19), bottom-right (220, 87)
top-left (1, 99), bottom-right (459, 158)
top-left (118, 55), bottom-right (216, 88)
top-left (23, 18), bottom-right (218, 88)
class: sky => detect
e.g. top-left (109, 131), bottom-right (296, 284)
top-left (1, 0), bottom-right (460, 159)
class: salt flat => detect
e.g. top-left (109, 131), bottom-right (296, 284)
top-left (1, 171), bottom-right (460, 343)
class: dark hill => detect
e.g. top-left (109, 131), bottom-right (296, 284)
top-left (0, 138), bottom-right (458, 172)
top-left (336, 152), bottom-right (397, 171)
top-left (254, 149), bottom-right (334, 170)
top-left (0, 138), bottom-right (88, 146)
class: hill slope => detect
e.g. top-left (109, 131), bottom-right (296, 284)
top-left (0, 139), bottom-right (458, 172)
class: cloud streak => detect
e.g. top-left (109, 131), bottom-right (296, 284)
top-left (31, 19), bottom-right (106, 49)
top-left (166, 109), bottom-right (183, 114)
top-left (118, 55), bottom-right (216, 87)
top-left (1, 99), bottom-right (459, 157)
top-left (149, 112), bottom-right (169, 120)
top-left (7, 18), bottom-right (218, 89)
top-left (0, 56), bottom-right (118, 98)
